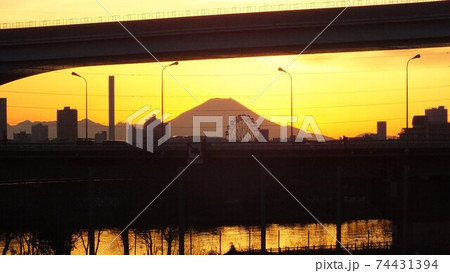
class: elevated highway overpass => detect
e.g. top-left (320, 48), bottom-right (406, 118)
top-left (0, 1), bottom-right (449, 84)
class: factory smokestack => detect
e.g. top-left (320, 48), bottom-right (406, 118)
top-left (108, 76), bottom-right (115, 140)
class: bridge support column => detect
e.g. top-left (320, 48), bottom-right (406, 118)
top-left (260, 167), bottom-right (266, 253)
top-left (336, 166), bottom-right (343, 254)
top-left (88, 168), bottom-right (95, 255)
top-left (401, 164), bottom-right (409, 254)
top-left (122, 229), bottom-right (129, 255)
top-left (160, 229), bottom-right (164, 255)
top-left (178, 169), bottom-right (185, 255)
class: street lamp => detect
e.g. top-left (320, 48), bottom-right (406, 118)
top-left (161, 61), bottom-right (179, 137)
top-left (406, 54), bottom-right (420, 129)
top-left (278, 67), bottom-right (294, 142)
top-left (72, 72), bottom-right (88, 141)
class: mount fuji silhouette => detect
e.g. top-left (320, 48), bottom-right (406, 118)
top-left (167, 98), bottom-right (332, 141)
top-left (7, 98), bottom-right (333, 141)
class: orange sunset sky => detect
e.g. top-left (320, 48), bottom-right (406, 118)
top-left (0, 0), bottom-right (449, 139)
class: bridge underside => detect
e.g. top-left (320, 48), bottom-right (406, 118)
top-left (1, 1), bottom-right (449, 85)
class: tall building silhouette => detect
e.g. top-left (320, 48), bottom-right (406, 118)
top-left (31, 123), bottom-right (48, 142)
top-left (0, 98), bottom-right (6, 143)
top-left (57, 107), bottom-right (77, 142)
top-left (377, 121), bottom-right (387, 140)
top-left (400, 106), bottom-right (450, 141)
top-left (425, 106), bottom-right (447, 125)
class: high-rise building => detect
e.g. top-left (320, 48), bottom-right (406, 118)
top-left (31, 123), bottom-right (49, 142)
top-left (400, 106), bottom-right (450, 141)
top-left (377, 121), bottom-right (387, 140)
top-left (0, 98), bottom-right (6, 143)
top-left (57, 107), bottom-right (78, 142)
top-left (425, 106), bottom-right (447, 125)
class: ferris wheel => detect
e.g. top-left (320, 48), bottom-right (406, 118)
top-left (226, 114), bottom-right (258, 142)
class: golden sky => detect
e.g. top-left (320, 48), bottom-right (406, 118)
top-left (0, 0), bottom-right (449, 139)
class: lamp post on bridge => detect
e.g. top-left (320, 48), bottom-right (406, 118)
top-left (161, 61), bottom-right (179, 137)
top-left (72, 72), bottom-right (88, 141)
top-left (406, 54), bottom-right (420, 129)
top-left (278, 67), bottom-right (294, 142)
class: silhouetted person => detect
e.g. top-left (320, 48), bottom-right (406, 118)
top-left (225, 243), bottom-right (238, 255)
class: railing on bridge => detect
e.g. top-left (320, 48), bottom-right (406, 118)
top-left (0, 0), bottom-right (441, 30)
top-left (265, 240), bottom-right (392, 254)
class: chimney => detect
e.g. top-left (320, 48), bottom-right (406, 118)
top-left (108, 76), bottom-right (115, 140)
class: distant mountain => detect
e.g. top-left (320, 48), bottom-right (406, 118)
top-left (355, 132), bottom-right (374, 138)
top-left (168, 98), bottom-right (333, 141)
top-left (354, 132), bottom-right (397, 140)
top-left (7, 120), bottom-right (56, 139)
top-left (7, 120), bottom-right (116, 140)
top-left (7, 98), bottom-right (333, 141)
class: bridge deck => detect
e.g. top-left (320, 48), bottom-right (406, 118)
top-left (1, 1), bottom-right (449, 84)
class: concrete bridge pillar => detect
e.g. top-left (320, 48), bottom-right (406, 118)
top-left (88, 168), bottom-right (95, 255)
top-left (178, 168), bottom-right (185, 255)
top-left (260, 167), bottom-right (266, 253)
top-left (336, 166), bottom-right (343, 253)
top-left (401, 164), bottom-right (409, 254)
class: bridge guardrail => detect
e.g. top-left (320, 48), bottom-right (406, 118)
top-left (265, 240), bottom-right (392, 253)
top-left (0, 0), bottom-right (441, 30)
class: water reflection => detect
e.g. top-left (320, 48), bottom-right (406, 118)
top-left (0, 219), bottom-right (391, 255)
top-left (67, 219), bottom-right (392, 255)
